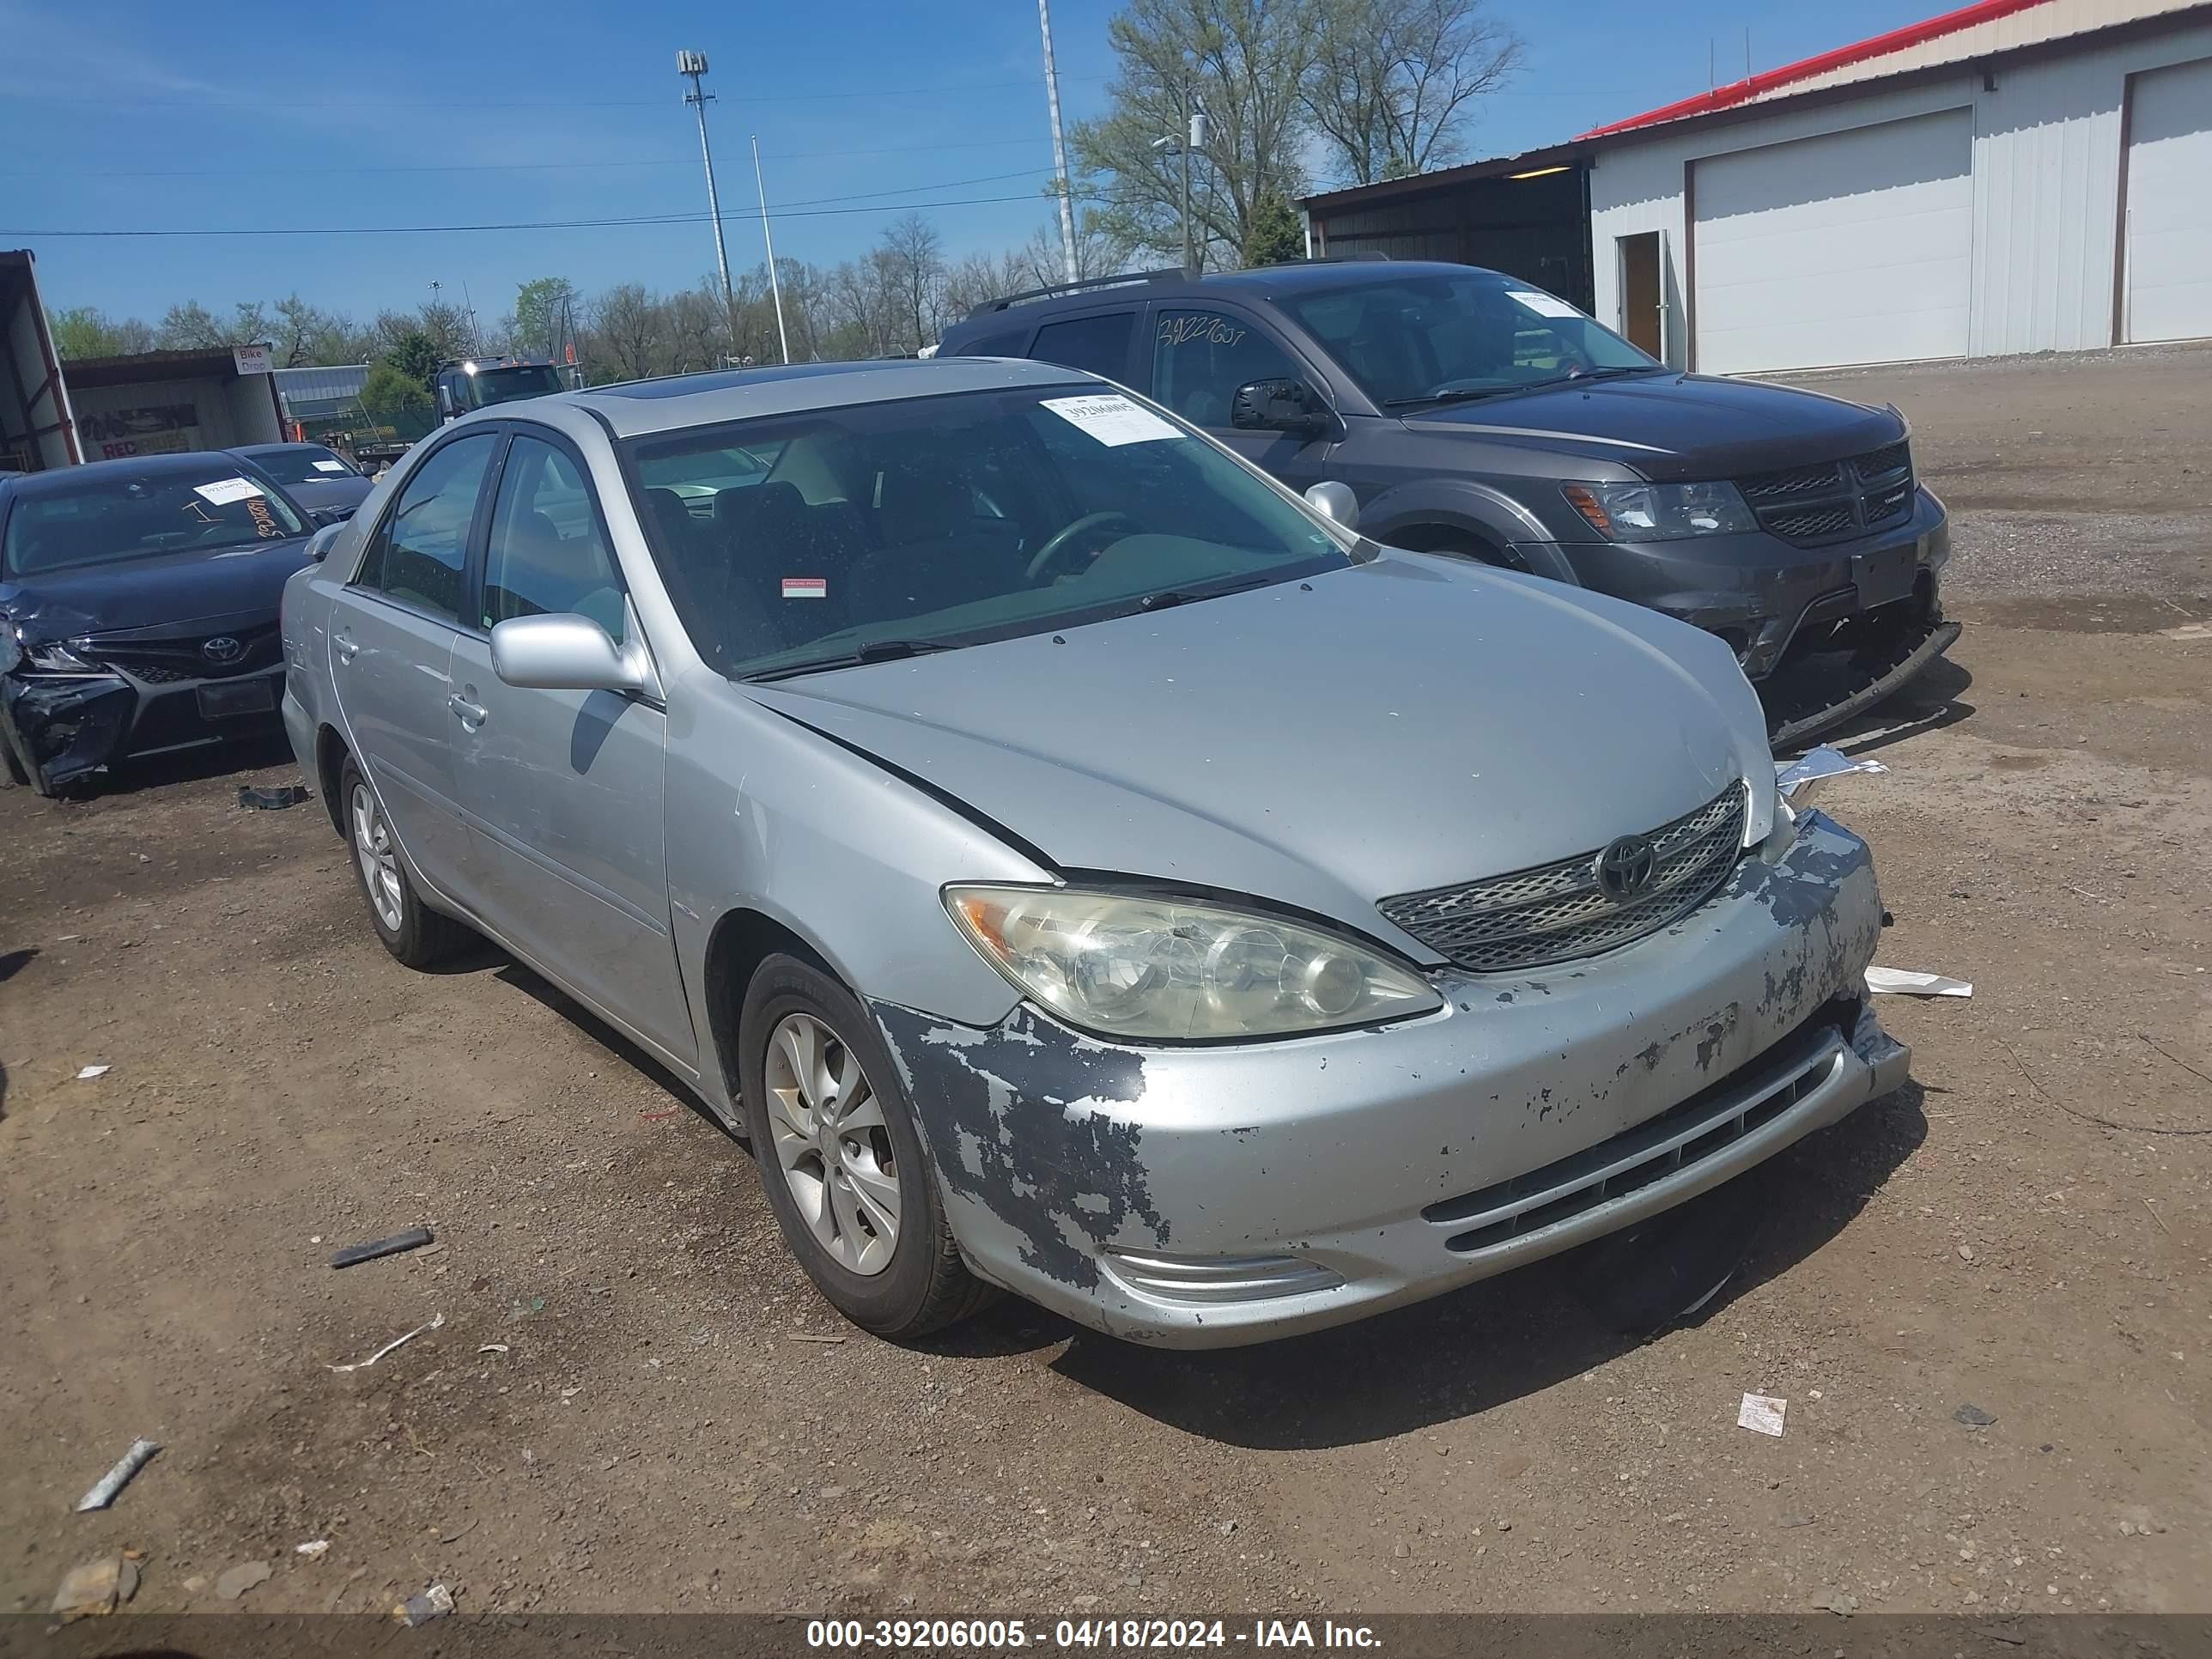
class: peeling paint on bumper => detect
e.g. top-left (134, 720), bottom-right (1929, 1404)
top-left (873, 807), bottom-right (1908, 1348)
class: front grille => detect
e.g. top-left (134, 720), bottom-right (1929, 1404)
top-left (1377, 784), bottom-right (1747, 974)
top-left (1737, 440), bottom-right (1915, 546)
top-left (1423, 1000), bottom-right (1856, 1253)
top-left (84, 623), bottom-right (280, 684)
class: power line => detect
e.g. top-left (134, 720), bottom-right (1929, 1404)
top-left (8, 74), bottom-right (1109, 112)
top-left (0, 191), bottom-right (1081, 240)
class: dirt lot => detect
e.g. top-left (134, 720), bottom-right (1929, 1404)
top-left (3, 343), bottom-right (2208, 1625)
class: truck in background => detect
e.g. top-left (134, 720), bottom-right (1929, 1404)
top-left (434, 356), bottom-right (566, 422)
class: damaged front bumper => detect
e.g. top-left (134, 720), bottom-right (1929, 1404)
top-left (873, 808), bottom-right (1909, 1348)
top-left (0, 662), bottom-right (285, 793)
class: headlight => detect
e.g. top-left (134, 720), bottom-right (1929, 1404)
top-left (1563, 479), bottom-right (1757, 540)
top-left (20, 635), bottom-right (101, 675)
top-left (945, 884), bottom-right (1443, 1042)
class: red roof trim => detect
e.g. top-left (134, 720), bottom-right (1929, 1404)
top-left (1576, 0), bottom-right (2051, 139)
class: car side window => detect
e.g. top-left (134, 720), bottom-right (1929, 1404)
top-left (482, 434), bottom-right (626, 642)
top-left (354, 433), bottom-right (495, 621)
top-left (1150, 309), bottom-right (1304, 428)
top-left (1030, 312), bottom-right (1134, 380)
top-left (959, 325), bottom-right (1031, 357)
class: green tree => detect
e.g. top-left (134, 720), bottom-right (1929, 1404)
top-left (511, 276), bottom-right (579, 360)
top-left (381, 331), bottom-right (441, 392)
top-left (1242, 189), bottom-right (1305, 264)
top-left (1072, 0), bottom-right (1316, 270)
top-left (49, 306), bottom-right (155, 360)
top-left (360, 362), bottom-right (432, 422)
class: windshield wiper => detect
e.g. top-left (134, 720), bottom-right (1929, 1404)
top-left (1383, 386), bottom-right (1517, 409)
top-left (1121, 572), bottom-right (1282, 616)
top-left (743, 638), bottom-right (956, 682)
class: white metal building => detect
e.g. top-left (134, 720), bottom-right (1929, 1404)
top-left (1303, 0), bottom-right (2212, 375)
top-left (1583, 0), bottom-right (2212, 372)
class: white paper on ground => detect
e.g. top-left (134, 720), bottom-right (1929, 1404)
top-left (1865, 966), bottom-right (1973, 997)
top-left (1041, 393), bottom-right (1181, 447)
top-left (311, 459), bottom-right (347, 473)
top-left (1737, 1392), bottom-right (1788, 1436)
top-left (1509, 289), bottom-right (1583, 319)
top-left (1776, 744), bottom-right (1889, 796)
top-left (192, 477), bottom-right (264, 506)
top-left (76, 1064), bottom-right (110, 1079)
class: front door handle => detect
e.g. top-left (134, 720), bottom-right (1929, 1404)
top-left (448, 694), bottom-right (487, 729)
top-left (332, 632), bottom-right (359, 663)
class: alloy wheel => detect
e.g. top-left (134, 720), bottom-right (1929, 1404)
top-left (349, 781), bottom-right (404, 933)
top-left (763, 1012), bottom-right (901, 1276)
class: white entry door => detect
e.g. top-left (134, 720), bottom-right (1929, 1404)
top-left (1692, 109), bottom-right (1974, 374)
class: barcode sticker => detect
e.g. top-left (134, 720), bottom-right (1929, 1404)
top-left (781, 577), bottom-right (827, 600)
top-left (193, 477), bottom-right (264, 506)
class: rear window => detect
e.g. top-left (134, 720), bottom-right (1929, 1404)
top-left (1030, 313), bottom-right (1135, 380)
top-left (3, 465), bottom-right (306, 577)
top-left (246, 447), bottom-right (357, 484)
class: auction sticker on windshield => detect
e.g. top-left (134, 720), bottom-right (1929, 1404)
top-left (1042, 393), bottom-right (1180, 447)
top-left (192, 477), bottom-right (264, 506)
top-left (1508, 289), bottom-right (1583, 319)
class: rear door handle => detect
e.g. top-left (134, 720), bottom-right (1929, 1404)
top-left (332, 632), bottom-right (359, 663)
top-left (448, 694), bottom-right (487, 729)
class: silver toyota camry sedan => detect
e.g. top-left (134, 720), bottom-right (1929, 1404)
top-left (280, 356), bottom-right (1909, 1347)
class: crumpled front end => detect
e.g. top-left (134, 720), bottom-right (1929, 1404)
top-left (872, 807), bottom-right (1909, 1347)
top-left (0, 670), bottom-right (137, 793)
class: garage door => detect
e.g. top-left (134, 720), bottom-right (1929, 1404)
top-left (2124, 57), bottom-right (2212, 345)
top-left (1692, 109), bottom-right (1973, 374)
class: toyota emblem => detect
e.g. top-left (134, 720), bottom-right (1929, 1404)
top-left (201, 635), bottom-right (244, 664)
top-left (1594, 834), bottom-right (1657, 902)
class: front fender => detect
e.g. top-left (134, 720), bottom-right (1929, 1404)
top-left (1362, 477), bottom-right (1583, 584)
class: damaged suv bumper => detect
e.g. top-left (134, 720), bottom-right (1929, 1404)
top-left (872, 808), bottom-right (1908, 1348)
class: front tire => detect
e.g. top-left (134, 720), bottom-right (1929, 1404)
top-left (738, 954), bottom-right (990, 1340)
top-left (338, 753), bottom-right (471, 969)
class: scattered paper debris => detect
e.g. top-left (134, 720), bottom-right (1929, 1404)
top-left (295, 1539), bottom-right (330, 1558)
top-left (788, 1332), bottom-right (848, 1345)
top-left (216, 1559), bottom-right (272, 1601)
top-left (396, 1583), bottom-right (455, 1626)
top-left (1738, 1392), bottom-right (1789, 1437)
top-left (51, 1554), bottom-right (140, 1621)
top-left (1777, 744), bottom-right (1889, 796)
top-left (75, 1438), bottom-right (160, 1511)
top-left (1866, 966), bottom-right (1973, 997)
top-left (477, 1343), bottom-right (509, 1355)
top-left (329, 1226), bottom-right (435, 1269)
top-left (330, 1312), bottom-right (445, 1373)
top-left (76, 1064), bottom-right (111, 1080)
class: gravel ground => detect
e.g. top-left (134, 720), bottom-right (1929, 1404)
top-left (2, 343), bottom-right (2207, 1625)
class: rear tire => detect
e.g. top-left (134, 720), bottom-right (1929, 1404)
top-left (738, 954), bottom-right (992, 1340)
top-left (338, 753), bottom-right (471, 969)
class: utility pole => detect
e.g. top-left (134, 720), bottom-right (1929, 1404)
top-left (1179, 83), bottom-right (1194, 275)
top-left (678, 50), bottom-right (739, 358)
top-left (1036, 0), bottom-right (1079, 285)
top-left (750, 135), bottom-right (792, 365)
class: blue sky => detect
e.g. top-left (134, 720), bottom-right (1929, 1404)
top-left (0, 0), bottom-right (1943, 326)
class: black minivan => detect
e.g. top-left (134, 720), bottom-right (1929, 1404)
top-left (939, 259), bottom-right (1956, 746)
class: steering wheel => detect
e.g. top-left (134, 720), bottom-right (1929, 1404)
top-left (1024, 511), bottom-right (1139, 584)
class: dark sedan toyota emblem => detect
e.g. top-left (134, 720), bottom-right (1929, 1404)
top-left (1594, 834), bottom-right (1657, 902)
top-left (201, 635), bottom-right (244, 664)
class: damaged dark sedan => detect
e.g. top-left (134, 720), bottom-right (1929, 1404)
top-left (0, 453), bottom-right (323, 794)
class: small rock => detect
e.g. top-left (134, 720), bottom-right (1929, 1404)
top-left (52, 1555), bottom-right (137, 1622)
top-left (1954, 1403), bottom-right (1997, 1427)
top-left (1494, 1518), bottom-right (1511, 1532)
top-left (182, 1575), bottom-right (208, 1594)
top-left (397, 1583), bottom-right (455, 1626)
top-left (1215, 1520), bottom-right (1237, 1536)
top-left (216, 1560), bottom-right (273, 1601)
top-left (819, 1486), bottom-right (846, 1501)
top-left (1957, 1244), bottom-right (1976, 1261)
top-left (1392, 1542), bottom-right (1409, 1559)
top-left (1781, 1512), bottom-right (1816, 1528)
top-left (2118, 1522), bottom-right (2135, 1537)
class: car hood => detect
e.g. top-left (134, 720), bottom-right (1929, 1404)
top-left (1401, 372), bottom-right (1903, 481)
top-left (1, 534), bottom-right (316, 643)
top-left (276, 476), bottom-right (374, 514)
top-left (747, 553), bottom-right (1773, 945)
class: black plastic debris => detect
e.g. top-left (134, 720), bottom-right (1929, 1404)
top-left (238, 784), bottom-right (309, 811)
top-left (330, 1226), bottom-right (434, 1269)
top-left (1954, 1402), bottom-right (1998, 1427)
top-left (1569, 1179), bottom-right (1763, 1337)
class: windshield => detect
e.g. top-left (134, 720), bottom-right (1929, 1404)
top-left (1279, 272), bottom-right (1660, 407)
top-left (466, 365), bottom-right (564, 408)
top-left (3, 463), bottom-right (307, 577)
top-left (624, 384), bottom-right (1353, 678)
top-left (246, 445), bottom-right (358, 484)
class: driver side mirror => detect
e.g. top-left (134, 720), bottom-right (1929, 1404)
top-left (435, 384), bottom-right (458, 419)
top-left (1231, 377), bottom-right (1333, 440)
top-left (490, 613), bottom-right (658, 699)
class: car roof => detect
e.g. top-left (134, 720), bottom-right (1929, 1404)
top-left (232, 441), bottom-right (328, 454)
top-left (1, 451), bottom-right (263, 498)
top-left (544, 356), bottom-right (1097, 440)
top-left (946, 259), bottom-right (1509, 333)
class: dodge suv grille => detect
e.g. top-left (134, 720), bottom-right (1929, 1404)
top-left (1738, 440), bottom-right (1914, 546)
top-left (1377, 785), bottom-right (1747, 974)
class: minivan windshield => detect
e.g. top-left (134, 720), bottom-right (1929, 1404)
top-left (3, 462), bottom-right (307, 577)
top-left (467, 365), bottom-right (564, 408)
top-left (624, 385), bottom-right (1353, 679)
top-left (1279, 272), bottom-right (1662, 408)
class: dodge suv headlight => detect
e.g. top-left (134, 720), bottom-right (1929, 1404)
top-left (945, 884), bottom-right (1443, 1042)
top-left (1563, 479), bottom-right (1758, 540)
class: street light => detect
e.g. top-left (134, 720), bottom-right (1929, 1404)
top-left (1154, 96), bottom-right (1211, 276)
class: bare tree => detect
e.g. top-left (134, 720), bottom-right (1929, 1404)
top-left (1307, 0), bottom-right (1522, 184)
top-left (875, 213), bottom-right (947, 353)
top-left (588, 283), bottom-right (664, 382)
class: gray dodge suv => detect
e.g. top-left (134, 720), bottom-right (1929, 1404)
top-left (939, 259), bottom-right (1957, 746)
